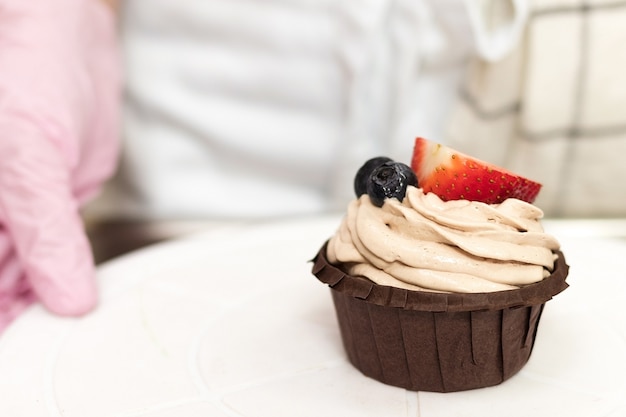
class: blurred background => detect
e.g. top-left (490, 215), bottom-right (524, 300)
top-left (85, 0), bottom-right (626, 262)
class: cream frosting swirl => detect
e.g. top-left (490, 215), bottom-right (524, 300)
top-left (326, 187), bottom-right (560, 293)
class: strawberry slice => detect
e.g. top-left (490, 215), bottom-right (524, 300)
top-left (410, 137), bottom-right (542, 204)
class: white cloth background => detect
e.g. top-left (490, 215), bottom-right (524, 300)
top-left (88, 0), bottom-right (529, 221)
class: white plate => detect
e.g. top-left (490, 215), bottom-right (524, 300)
top-left (0, 216), bottom-right (625, 417)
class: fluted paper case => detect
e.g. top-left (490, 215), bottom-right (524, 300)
top-left (311, 242), bottom-right (569, 392)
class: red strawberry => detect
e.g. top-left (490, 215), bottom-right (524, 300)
top-left (410, 137), bottom-right (542, 204)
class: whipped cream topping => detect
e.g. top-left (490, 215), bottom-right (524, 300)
top-left (326, 187), bottom-right (560, 293)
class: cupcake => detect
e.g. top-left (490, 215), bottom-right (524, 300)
top-left (311, 137), bottom-right (569, 392)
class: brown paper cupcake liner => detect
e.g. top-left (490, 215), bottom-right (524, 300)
top-left (311, 242), bottom-right (569, 392)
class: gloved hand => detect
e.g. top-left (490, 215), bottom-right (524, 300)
top-left (0, 0), bottom-right (120, 332)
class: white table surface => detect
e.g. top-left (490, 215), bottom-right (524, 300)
top-left (1, 216), bottom-right (625, 417)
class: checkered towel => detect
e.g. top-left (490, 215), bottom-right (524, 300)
top-left (446, 0), bottom-right (626, 217)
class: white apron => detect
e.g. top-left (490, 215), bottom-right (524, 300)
top-left (89, 0), bottom-right (526, 221)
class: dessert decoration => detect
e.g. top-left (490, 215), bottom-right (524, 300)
top-left (354, 157), bottom-right (417, 207)
top-left (353, 156), bottom-right (393, 197)
top-left (411, 137), bottom-right (541, 204)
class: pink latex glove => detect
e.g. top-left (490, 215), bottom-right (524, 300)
top-left (0, 0), bottom-right (120, 332)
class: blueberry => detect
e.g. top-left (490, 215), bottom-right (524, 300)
top-left (366, 162), bottom-right (418, 207)
top-left (354, 156), bottom-right (393, 197)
